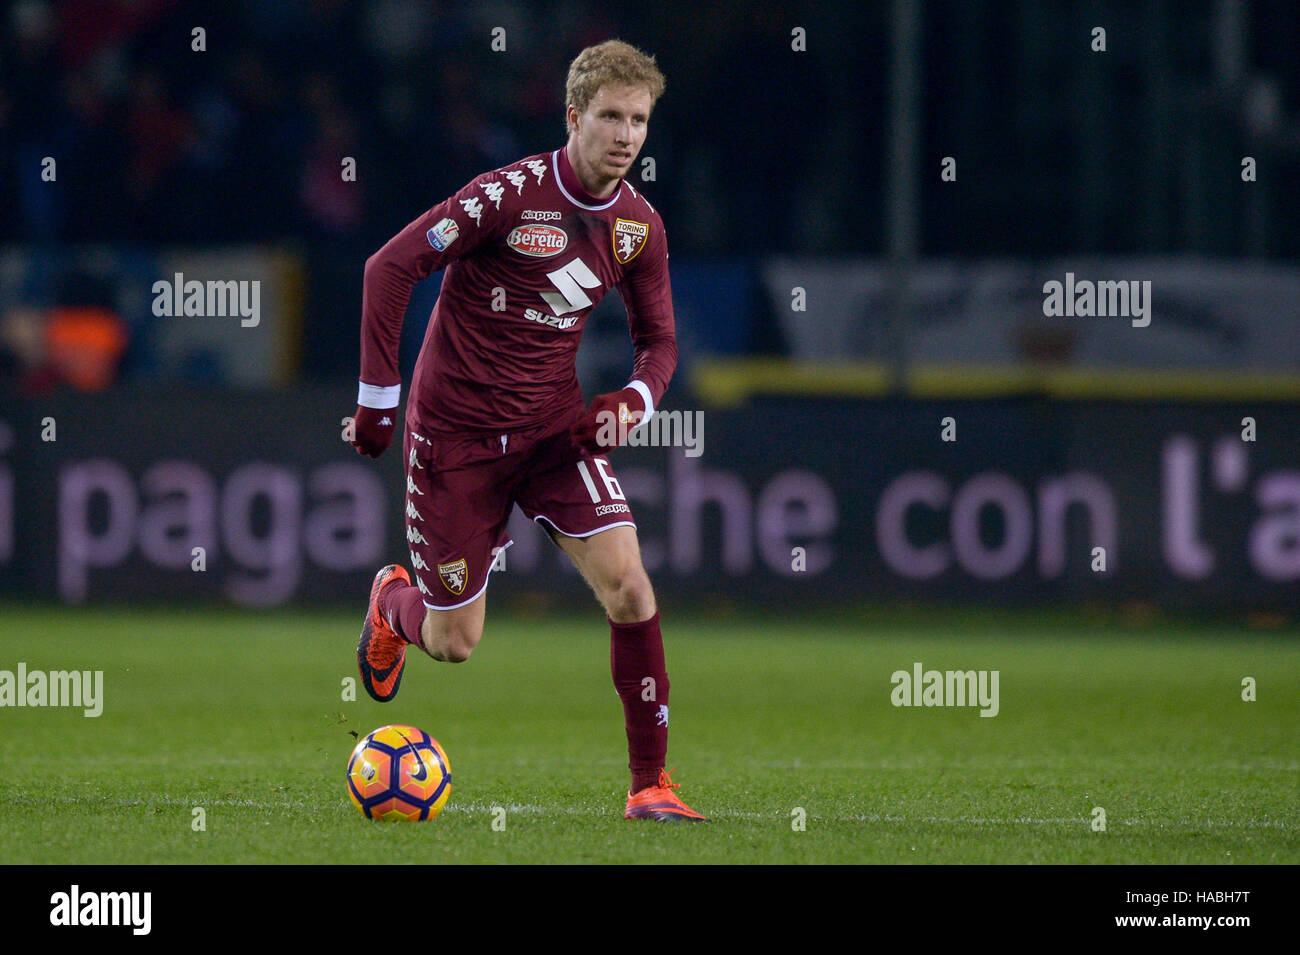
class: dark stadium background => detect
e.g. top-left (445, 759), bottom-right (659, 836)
top-left (0, 0), bottom-right (1298, 890)
top-left (3, 0), bottom-right (1298, 613)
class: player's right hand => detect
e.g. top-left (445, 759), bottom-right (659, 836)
top-left (350, 405), bottom-right (397, 458)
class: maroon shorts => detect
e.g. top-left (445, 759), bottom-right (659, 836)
top-left (403, 417), bottom-right (636, 610)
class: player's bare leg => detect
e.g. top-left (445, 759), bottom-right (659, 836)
top-left (419, 595), bottom-right (486, 663)
top-left (549, 524), bottom-right (707, 821)
top-left (548, 524), bottom-right (655, 623)
top-left (360, 566), bottom-right (487, 704)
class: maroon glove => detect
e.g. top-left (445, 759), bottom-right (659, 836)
top-left (350, 405), bottom-right (397, 458)
top-left (570, 387), bottom-right (645, 454)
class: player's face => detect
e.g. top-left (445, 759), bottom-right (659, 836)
top-left (567, 84), bottom-right (652, 197)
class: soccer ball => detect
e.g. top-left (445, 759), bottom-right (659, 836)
top-left (347, 724), bottom-right (452, 821)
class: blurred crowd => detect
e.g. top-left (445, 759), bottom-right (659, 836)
top-left (4, 0), bottom-right (1294, 256)
top-left (2, 1), bottom-right (1296, 390)
top-left (0, 0), bottom-right (854, 255)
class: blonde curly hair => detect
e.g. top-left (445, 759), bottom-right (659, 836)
top-left (564, 40), bottom-right (666, 134)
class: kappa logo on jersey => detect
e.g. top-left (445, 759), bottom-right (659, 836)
top-left (459, 197), bottom-right (484, 226)
top-left (438, 559), bottom-right (469, 595)
top-left (406, 525), bottom-right (430, 545)
top-left (406, 500), bottom-right (423, 521)
top-left (426, 217), bottom-right (459, 251)
top-left (504, 170), bottom-right (528, 194)
top-left (508, 224), bottom-right (568, 258)
top-left (480, 180), bottom-right (505, 209)
top-left (613, 218), bottom-right (650, 264)
top-left (407, 475), bottom-right (423, 495)
top-left (520, 209), bottom-right (562, 221)
top-left (522, 159), bottom-right (547, 184)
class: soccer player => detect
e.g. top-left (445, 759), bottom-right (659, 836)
top-left (348, 40), bottom-right (705, 822)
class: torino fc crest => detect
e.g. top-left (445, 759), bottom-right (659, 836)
top-left (438, 559), bottom-right (469, 595)
top-left (612, 218), bottom-right (649, 265)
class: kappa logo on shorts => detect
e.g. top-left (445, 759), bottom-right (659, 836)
top-left (613, 218), bottom-right (650, 265)
top-left (438, 558), bottom-right (469, 595)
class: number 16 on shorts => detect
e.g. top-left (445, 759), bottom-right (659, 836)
top-left (576, 458), bottom-right (630, 518)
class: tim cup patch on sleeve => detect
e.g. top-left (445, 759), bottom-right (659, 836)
top-left (426, 218), bottom-right (460, 251)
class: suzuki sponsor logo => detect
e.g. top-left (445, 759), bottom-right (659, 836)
top-left (523, 307), bottom-right (579, 330)
top-left (508, 224), bottom-right (568, 257)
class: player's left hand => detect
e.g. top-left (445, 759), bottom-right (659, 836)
top-left (570, 387), bottom-right (645, 454)
top-left (350, 405), bottom-right (397, 458)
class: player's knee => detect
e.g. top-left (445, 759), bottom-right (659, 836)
top-left (602, 564), bottom-right (655, 622)
top-left (421, 614), bottom-right (482, 663)
top-left (427, 633), bottom-right (476, 663)
top-left (432, 641), bottom-right (474, 663)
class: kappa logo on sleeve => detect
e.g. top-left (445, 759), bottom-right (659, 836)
top-left (426, 217), bottom-right (460, 251)
top-left (459, 197), bottom-right (484, 226)
top-left (522, 159), bottom-right (548, 184)
top-left (504, 170), bottom-right (528, 194)
top-left (480, 180), bottom-right (505, 209)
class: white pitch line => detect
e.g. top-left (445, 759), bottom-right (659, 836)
top-left (443, 803), bottom-right (1296, 830)
top-left (12, 795), bottom-right (1295, 831)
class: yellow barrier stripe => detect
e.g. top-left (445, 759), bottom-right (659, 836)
top-left (691, 360), bottom-right (893, 405)
top-left (691, 360), bottom-right (1300, 402)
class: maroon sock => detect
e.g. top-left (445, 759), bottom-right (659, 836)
top-left (610, 610), bottom-right (670, 794)
top-left (378, 579), bottom-right (427, 648)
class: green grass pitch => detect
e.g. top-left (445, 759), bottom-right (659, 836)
top-left (0, 604), bottom-right (1296, 864)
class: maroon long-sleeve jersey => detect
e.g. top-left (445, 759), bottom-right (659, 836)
top-left (358, 146), bottom-right (677, 437)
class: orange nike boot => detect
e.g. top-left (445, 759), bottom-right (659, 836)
top-left (357, 565), bottom-right (413, 702)
top-left (624, 768), bottom-right (709, 822)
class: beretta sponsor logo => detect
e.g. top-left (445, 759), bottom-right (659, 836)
top-left (507, 224), bottom-right (568, 257)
